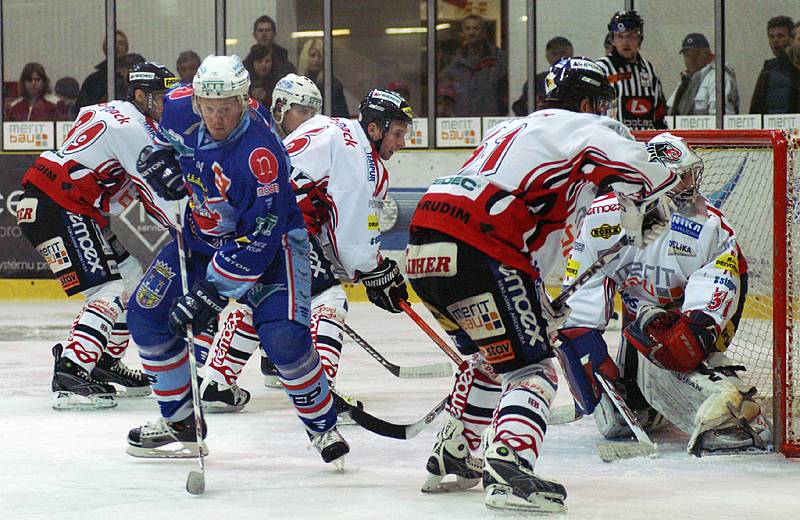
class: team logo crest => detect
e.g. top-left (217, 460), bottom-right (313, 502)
top-left (135, 260), bottom-right (176, 309)
top-left (647, 140), bottom-right (683, 165)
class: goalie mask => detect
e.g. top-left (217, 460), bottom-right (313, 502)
top-left (646, 133), bottom-right (703, 210)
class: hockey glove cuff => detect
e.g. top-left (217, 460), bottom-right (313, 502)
top-left (137, 145), bottom-right (186, 201)
top-left (169, 279), bottom-right (228, 335)
top-left (360, 258), bottom-right (408, 313)
top-left (617, 193), bottom-right (673, 248)
top-left (535, 279), bottom-right (571, 344)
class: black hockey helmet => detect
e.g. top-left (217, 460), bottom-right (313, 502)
top-left (127, 62), bottom-right (179, 118)
top-left (543, 56), bottom-right (615, 112)
top-left (358, 88), bottom-right (414, 141)
top-left (608, 10), bottom-right (644, 40)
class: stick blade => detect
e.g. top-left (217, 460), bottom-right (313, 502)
top-left (186, 470), bottom-right (206, 495)
top-left (548, 404), bottom-right (583, 425)
top-left (398, 363), bottom-right (453, 378)
top-left (596, 441), bottom-right (657, 463)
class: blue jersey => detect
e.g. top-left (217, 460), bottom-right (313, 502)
top-left (158, 88), bottom-right (305, 300)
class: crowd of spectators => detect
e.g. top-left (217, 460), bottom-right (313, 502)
top-left (5, 11), bottom-right (800, 126)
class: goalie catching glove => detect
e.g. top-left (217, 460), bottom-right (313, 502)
top-left (359, 258), bottom-right (408, 313)
top-left (624, 306), bottom-right (718, 373)
top-left (137, 145), bottom-right (186, 201)
top-left (617, 193), bottom-right (674, 248)
top-left (169, 279), bottom-right (228, 335)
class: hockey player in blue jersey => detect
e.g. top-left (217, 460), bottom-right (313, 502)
top-left (125, 55), bottom-right (349, 467)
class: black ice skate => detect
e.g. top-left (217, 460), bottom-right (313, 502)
top-left (483, 441), bottom-right (567, 513)
top-left (51, 344), bottom-right (117, 411)
top-left (261, 354), bottom-right (282, 388)
top-left (91, 352), bottom-right (151, 398)
top-left (309, 427), bottom-right (350, 470)
top-left (421, 414), bottom-right (483, 493)
top-left (199, 377), bottom-right (251, 413)
top-left (126, 416), bottom-right (208, 458)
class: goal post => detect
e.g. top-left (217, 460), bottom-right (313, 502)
top-left (634, 129), bottom-right (799, 457)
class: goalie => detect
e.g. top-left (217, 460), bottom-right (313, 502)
top-left (558, 132), bottom-right (772, 456)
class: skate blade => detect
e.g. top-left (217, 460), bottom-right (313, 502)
top-left (112, 385), bottom-right (152, 398)
top-left (421, 473), bottom-right (480, 493)
top-left (52, 391), bottom-right (117, 410)
top-left (484, 484), bottom-right (567, 514)
top-left (263, 376), bottom-right (282, 389)
top-left (697, 444), bottom-right (774, 457)
top-left (201, 400), bottom-right (247, 414)
top-left (126, 441), bottom-right (209, 459)
top-left (333, 457), bottom-right (346, 472)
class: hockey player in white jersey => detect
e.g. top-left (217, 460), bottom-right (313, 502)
top-left (558, 132), bottom-right (772, 456)
top-left (200, 77), bottom-right (412, 412)
top-left (405, 57), bottom-right (681, 513)
top-left (15, 63), bottom-right (180, 409)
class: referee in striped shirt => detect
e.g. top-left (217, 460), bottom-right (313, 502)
top-left (597, 10), bottom-right (668, 130)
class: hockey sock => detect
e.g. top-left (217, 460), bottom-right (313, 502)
top-left (446, 356), bottom-right (502, 452)
top-left (312, 306), bottom-right (346, 383)
top-left (491, 361), bottom-right (558, 468)
top-left (63, 296), bottom-right (124, 371)
top-left (138, 339), bottom-right (193, 422)
top-left (206, 308), bottom-right (260, 385)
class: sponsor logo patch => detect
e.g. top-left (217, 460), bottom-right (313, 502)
top-left (36, 237), bottom-right (72, 273)
top-left (668, 239), bottom-right (695, 256)
top-left (564, 258), bottom-right (580, 279)
top-left (368, 214), bottom-right (379, 230)
top-left (714, 275), bottom-right (737, 291)
top-left (479, 339), bottom-right (515, 363)
top-left (405, 242), bottom-right (457, 278)
top-left (446, 292), bottom-right (506, 340)
top-left (135, 260), bottom-right (176, 309)
top-left (590, 223), bottom-right (621, 239)
top-left (58, 271), bottom-right (79, 291)
top-left (586, 203), bottom-right (618, 215)
top-left (671, 215), bottom-right (703, 239)
top-left (16, 198), bottom-right (38, 223)
top-left (714, 253), bottom-right (739, 275)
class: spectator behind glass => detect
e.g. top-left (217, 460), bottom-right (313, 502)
top-left (667, 33), bottom-right (739, 116)
top-left (243, 45), bottom-right (286, 108)
top-left (53, 77), bottom-right (80, 120)
top-left (298, 38), bottom-right (349, 117)
top-left (176, 50), bottom-right (201, 84)
top-left (75, 30), bottom-right (130, 110)
top-left (5, 62), bottom-right (60, 121)
top-left (436, 84), bottom-right (457, 117)
top-left (253, 14), bottom-right (296, 74)
top-left (511, 36), bottom-right (572, 116)
top-left (441, 14), bottom-right (508, 116)
top-left (750, 17), bottom-right (800, 114)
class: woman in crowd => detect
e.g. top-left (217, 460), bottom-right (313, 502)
top-left (298, 38), bottom-right (349, 117)
top-left (5, 62), bottom-right (60, 122)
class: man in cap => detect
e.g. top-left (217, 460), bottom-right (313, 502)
top-left (667, 32), bottom-right (739, 116)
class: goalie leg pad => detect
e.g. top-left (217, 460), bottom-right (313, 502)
top-left (556, 328), bottom-right (619, 415)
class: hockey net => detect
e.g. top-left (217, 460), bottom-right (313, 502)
top-left (635, 130), bottom-right (800, 457)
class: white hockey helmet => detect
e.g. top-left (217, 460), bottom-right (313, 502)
top-left (271, 73), bottom-right (323, 123)
top-left (192, 55), bottom-right (250, 115)
top-left (646, 132), bottom-right (703, 205)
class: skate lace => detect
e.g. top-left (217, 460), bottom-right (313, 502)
top-left (142, 417), bottom-right (171, 437)
top-left (112, 360), bottom-right (143, 379)
top-left (311, 429), bottom-right (343, 452)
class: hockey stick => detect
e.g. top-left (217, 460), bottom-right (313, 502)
top-left (174, 203), bottom-right (206, 495)
top-left (342, 322), bottom-right (452, 378)
top-left (334, 389), bottom-right (448, 440)
top-left (595, 374), bottom-right (657, 462)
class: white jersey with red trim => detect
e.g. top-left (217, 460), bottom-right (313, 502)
top-left (409, 109), bottom-right (679, 279)
top-left (562, 192), bottom-right (747, 331)
top-left (22, 100), bottom-right (176, 228)
top-left (284, 114), bottom-right (388, 279)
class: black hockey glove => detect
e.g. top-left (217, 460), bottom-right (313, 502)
top-left (137, 145), bottom-right (186, 201)
top-left (360, 258), bottom-right (408, 313)
top-left (169, 279), bottom-right (228, 335)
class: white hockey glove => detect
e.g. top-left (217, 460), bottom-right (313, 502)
top-left (535, 280), bottom-right (571, 344)
top-left (617, 194), bottom-right (674, 248)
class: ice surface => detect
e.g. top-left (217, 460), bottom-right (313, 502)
top-left (1, 301), bottom-right (798, 519)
